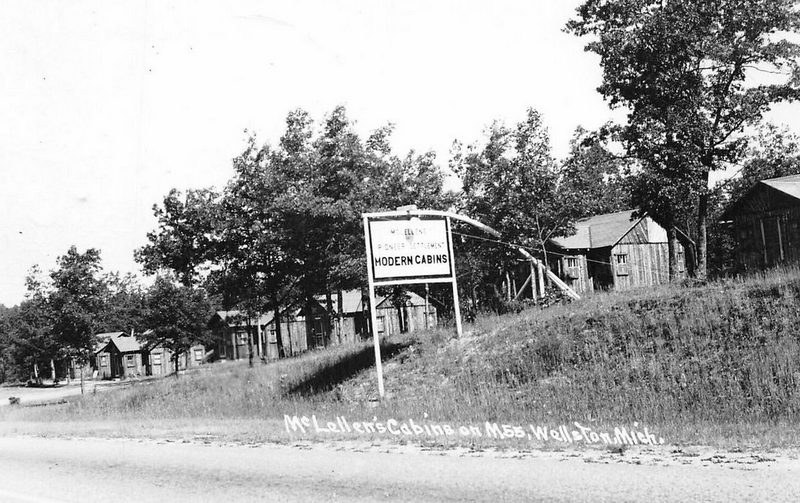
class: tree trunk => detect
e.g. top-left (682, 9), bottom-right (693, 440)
top-left (274, 301), bottom-right (285, 359)
top-left (336, 290), bottom-right (344, 344)
top-left (668, 225), bottom-right (679, 282)
top-left (325, 291), bottom-right (334, 347)
top-left (304, 297), bottom-right (314, 349)
top-left (174, 352), bottom-right (180, 378)
top-left (540, 243), bottom-right (552, 286)
top-left (246, 320), bottom-right (254, 368)
top-left (80, 366), bottom-right (84, 395)
top-left (696, 169), bottom-right (710, 280)
top-left (50, 359), bottom-right (56, 382)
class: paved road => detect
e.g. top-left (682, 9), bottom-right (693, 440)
top-left (0, 436), bottom-right (798, 502)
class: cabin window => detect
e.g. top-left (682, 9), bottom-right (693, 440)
top-left (677, 250), bottom-right (685, 273)
top-left (152, 353), bottom-right (162, 365)
top-left (194, 348), bottom-right (204, 361)
top-left (614, 253), bottom-right (629, 276)
top-left (376, 316), bottom-right (385, 333)
top-left (99, 355), bottom-right (108, 367)
top-left (237, 331), bottom-right (248, 344)
top-left (126, 355), bottom-right (136, 368)
top-left (269, 329), bottom-right (277, 343)
top-left (564, 257), bottom-right (580, 279)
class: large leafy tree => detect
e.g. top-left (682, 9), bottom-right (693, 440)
top-left (48, 247), bottom-right (107, 389)
top-left (135, 188), bottom-right (222, 287)
top-left (453, 108), bottom-right (574, 309)
top-left (2, 268), bottom-right (59, 383)
top-left (560, 126), bottom-right (632, 218)
top-left (140, 275), bottom-right (212, 376)
top-left (568, 0), bottom-right (800, 279)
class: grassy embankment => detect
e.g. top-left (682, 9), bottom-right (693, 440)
top-left (3, 267), bottom-right (800, 447)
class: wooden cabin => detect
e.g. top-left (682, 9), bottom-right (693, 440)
top-left (210, 289), bottom-right (438, 362)
top-left (93, 332), bottom-right (205, 379)
top-left (373, 290), bottom-right (438, 336)
top-left (548, 209), bottom-right (690, 293)
top-left (210, 300), bottom-right (330, 362)
top-left (721, 174), bottom-right (800, 270)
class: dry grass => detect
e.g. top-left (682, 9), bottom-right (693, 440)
top-left (5, 267), bottom-right (800, 448)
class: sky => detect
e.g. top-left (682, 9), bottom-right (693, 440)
top-left (1, 0), bottom-right (799, 307)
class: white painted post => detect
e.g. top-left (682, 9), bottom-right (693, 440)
top-left (537, 261), bottom-right (545, 297)
top-left (362, 215), bottom-right (385, 398)
top-left (424, 283), bottom-right (430, 329)
top-left (446, 217), bottom-right (463, 337)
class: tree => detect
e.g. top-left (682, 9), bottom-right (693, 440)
top-left (140, 276), bottom-right (212, 377)
top-left (568, 0), bottom-right (800, 279)
top-left (211, 134), bottom-right (296, 363)
top-left (96, 272), bottom-right (147, 334)
top-left (560, 126), bottom-right (632, 217)
top-left (452, 109), bottom-right (580, 310)
top-left (48, 247), bottom-right (106, 391)
top-left (135, 188), bottom-right (221, 287)
top-left (3, 268), bottom-right (58, 384)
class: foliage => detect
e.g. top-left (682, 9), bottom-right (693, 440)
top-left (135, 188), bottom-right (222, 287)
top-left (567, 0), bottom-right (800, 278)
top-left (138, 106), bottom-right (455, 346)
top-left (559, 126), bottom-right (632, 218)
top-left (47, 247), bottom-right (108, 369)
top-left (140, 275), bottom-right (213, 374)
top-left (708, 123), bottom-right (800, 276)
top-left (452, 108), bottom-right (597, 311)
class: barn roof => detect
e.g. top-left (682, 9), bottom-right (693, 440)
top-left (551, 210), bottom-right (642, 250)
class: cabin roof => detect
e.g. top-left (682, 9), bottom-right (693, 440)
top-left (551, 209), bottom-right (642, 250)
top-left (761, 174), bottom-right (800, 200)
top-left (104, 333), bottom-right (143, 353)
top-left (94, 332), bottom-right (124, 354)
top-left (315, 290), bottom-right (365, 315)
top-left (214, 310), bottom-right (275, 327)
top-left (720, 174), bottom-right (800, 220)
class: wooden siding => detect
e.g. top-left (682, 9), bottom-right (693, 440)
top-left (731, 207), bottom-right (800, 270)
top-left (617, 218), bottom-right (648, 245)
top-left (610, 242), bottom-right (687, 290)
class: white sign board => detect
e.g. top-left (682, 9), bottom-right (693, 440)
top-left (362, 210), bottom-right (462, 399)
top-left (368, 218), bottom-right (452, 281)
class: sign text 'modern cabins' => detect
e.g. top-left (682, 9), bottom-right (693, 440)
top-left (368, 218), bottom-right (452, 280)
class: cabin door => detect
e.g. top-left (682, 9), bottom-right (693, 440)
top-left (110, 354), bottom-right (122, 378)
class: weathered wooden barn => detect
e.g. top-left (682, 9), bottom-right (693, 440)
top-left (547, 209), bottom-right (690, 293)
top-left (721, 174), bottom-right (800, 270)
top-left (210, 289), bottom-right (438, 362)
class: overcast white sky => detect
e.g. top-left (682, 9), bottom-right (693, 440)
top-left (1, 0), bottom-right (798, 307)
